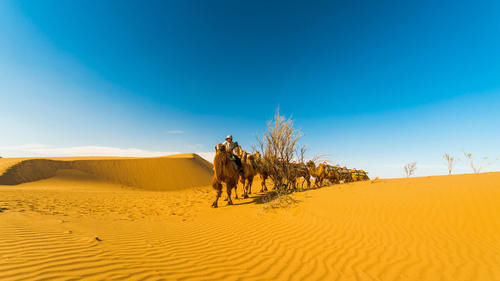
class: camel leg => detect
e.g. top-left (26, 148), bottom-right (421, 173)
top-left (227, 184), bottom-right (234, 205)
top-left (243, 185), bottom-right (249, 198)
top-left (242, 180), bottom-right (249, 199)
top-left (239, 175), bottom-right (246, 198)
top-left (316, 178), bottom-right (322, 188)
top-left (224, 185), bottom-right (237, 200)
top-left (260, 176), bottom-right (268, 192)
top-left (248, 176), bottom-right (253, 195)
top-left (234, 185), bottom-right (239, 199)
top-left (212, 184), bottom-right (222, 208)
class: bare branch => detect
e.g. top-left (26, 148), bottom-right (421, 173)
top-left (255, 107), bottom-right (304, 193)
top-left (404, 162), bottom-right (417, 177)
top-left (443, 153), bottom-right (458, 175)
top-left (462, 152), bottom-right (496, 174)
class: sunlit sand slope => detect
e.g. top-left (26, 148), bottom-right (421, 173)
top-left (0, 171), bottom-right (499, 280)
top-left (0, 153), bottom-right (213, 190)
top-left (71, 153), bottom-right (213, 190)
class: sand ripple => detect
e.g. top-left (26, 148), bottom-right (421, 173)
top-left (1, 172), bottom-right (499, 280)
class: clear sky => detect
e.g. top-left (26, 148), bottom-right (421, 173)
top-left (1, 0), bottom-right (499, 178)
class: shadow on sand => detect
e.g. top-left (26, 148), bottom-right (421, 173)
top-left (227, 187), bottom-right (316, 207)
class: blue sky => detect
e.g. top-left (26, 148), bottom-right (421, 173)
top-left (1, 0), bottom-right (499, 178)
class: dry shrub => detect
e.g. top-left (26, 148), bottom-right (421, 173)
top-left (257, 108), bottom-right (303, 192)
top-left (443, 153), bottom-right (458, 175)
top-left (404, 162), bottom-right (417, 177)
top-left (463, 152), bottom-right (497, 174)
top-left (256, 108), bottom-right (303, 206)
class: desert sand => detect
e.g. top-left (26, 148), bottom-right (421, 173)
top-left (0, 155), bottom-right (499, 281)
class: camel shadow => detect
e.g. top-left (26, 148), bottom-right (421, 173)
top-left (0, 207), bottom-right (8, 213)
top-left (230, 190), bottom-right (303, 206)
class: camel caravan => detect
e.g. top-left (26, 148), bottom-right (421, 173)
top-left (211, 135), bottom-right (369, 208)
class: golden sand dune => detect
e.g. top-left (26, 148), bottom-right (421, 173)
top-left (0, 154), bottom-right (213, 190)
top-left (0, 165), bottom-right (499, 280)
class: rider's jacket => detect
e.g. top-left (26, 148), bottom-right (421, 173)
top-left (223, 140), bottom-right (238, 154)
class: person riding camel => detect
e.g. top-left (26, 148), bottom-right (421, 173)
top-left (223, 135), bottom-right (244, 175)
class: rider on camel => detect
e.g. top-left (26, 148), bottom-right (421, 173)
top-left (222, 135), bottom-right (243, 175)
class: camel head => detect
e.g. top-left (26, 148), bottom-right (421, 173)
top-left (215, 143), bottom-right (226, 152)
top-left (247, 153), bottom-right (255, 161)
top-left (254, 151), bottom-right (261, 161)
top-left (214, 143), bottom-right (232, 166)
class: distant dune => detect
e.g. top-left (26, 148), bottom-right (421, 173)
top-left (0, 153), bottom-right (213, 190)
top-left (0, 160), bottom-right (499, 280)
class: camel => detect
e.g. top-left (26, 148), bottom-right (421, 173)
top-left (350, 169), bottom-right (360, 181)
top-left (317, 163), bottom-right (330, 187)
top-left (306, 161), bottom-right (328, 188)
top-left (338, 166), bottom-right (353, 183)
top-left (218, 144), bottom-right (242, 200)
top-left (254, 152), bottom-right (270, 192)
top-left (292, 162), bottom-right (311, 189)
top-left (306, 160), bottom-right (316, 176)
top-left (309, 162), bottom-right (340, 187)
top-left (350, 169), bottom-right (369, 181)
top-left (240, 151), bottom-right (258, 198)
top-left (359, 170), bottom-right (370, 180)
top-left (211, 143), bottom-right (240, 208)
top-left (306, 161), bottom-right (318, 187)
top-left (324, 165), bottom-right (340, 185)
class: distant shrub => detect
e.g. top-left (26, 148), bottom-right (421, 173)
top-left (443, 153), bottom-right (458, 175)
top-left (463, 152), bottom-right (496, 174)
top-left (404, 162), bottom-right (417, 177)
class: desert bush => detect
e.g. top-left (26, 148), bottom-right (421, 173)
top-left (443, 153), bottom-right (458, 175)
top-left (404, 162), bottom-right (417, 177)
top-left (463, 152), bottom-right (496, 174)
top-left (256, 108), bottom-right (303, 195)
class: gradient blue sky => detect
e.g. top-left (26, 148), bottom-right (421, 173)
top-left (1, 0), bottom-right (499, 178)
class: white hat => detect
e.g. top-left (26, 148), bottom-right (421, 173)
top-left (226, 135), bottom-right (233, 139)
